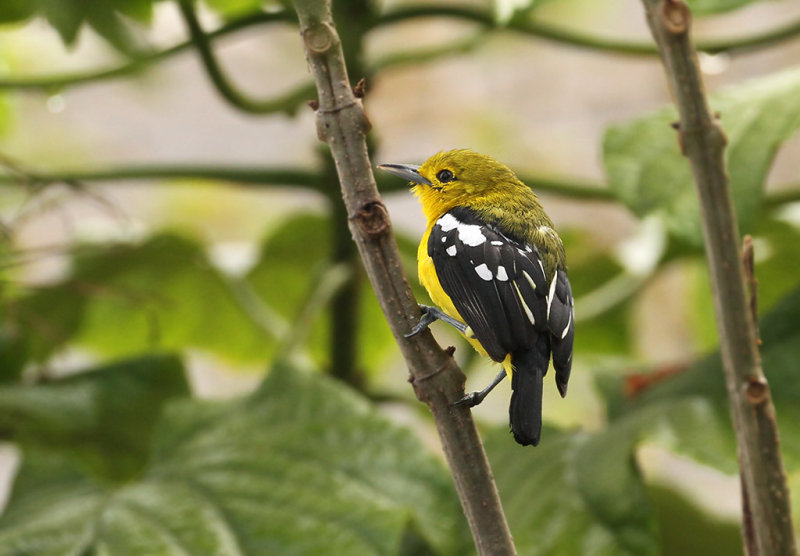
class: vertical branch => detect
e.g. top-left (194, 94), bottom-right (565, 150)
top-left (322, 0), bottom-right (372, 389)
top-left (326, 160), bottom-right (364, 387)
top-left (292, 1), bottom-right (516, 554)
top-left (639, 1), bottom-right (795, 554)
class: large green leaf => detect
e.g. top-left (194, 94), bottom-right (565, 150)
top-left (246, 214), bottom-right (397, 375)
top-left (601, 285), bottom-right (800, 474)
top-left (604, 67), bottom-right (800, 247)
top-left (559, 229), bottom-right (633, 355)
top-left (16, 0), bottom-right (154, 53)
top-left (0, 354), bottom-right (189, 482)
top-left (484, 424), bottom-right (658, 555)
top-left (1, 234), bottom-right (276, 368)
top-left (71, 234), bottom-right (271, 363)
top-left (0, 364), bottom-right (469, 555)
top-left (646, 483), bottom-right (741, 555)
top-left (0, 0), bottom-right (37, 23)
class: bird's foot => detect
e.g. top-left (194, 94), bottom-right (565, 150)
top-left (405, 305), bottom-right (467, 338)
top-left (453, 391), bottom-right (484, 408)
top-left (451, 369), bottom-right (507, 408)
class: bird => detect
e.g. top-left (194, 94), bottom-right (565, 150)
top-left (379, 149), bottom-right (574, 446)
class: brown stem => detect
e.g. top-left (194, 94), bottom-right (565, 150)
top-left (640, 1), bottom-right (795, 554)
top-left (291, 1), bottom-right (515, 554)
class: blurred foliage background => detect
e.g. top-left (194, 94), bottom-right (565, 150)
top-left (0, 0), bottom-right (799, 553)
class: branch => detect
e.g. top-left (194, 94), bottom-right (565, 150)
top-left (0, 165), bottom-right (323, 190)
top-left (640, 1), bottom-right (795, 554)
top-left (377, 5), bottom-right (800, 56)
top-left (292, 1), bottom-right (515, 554)
top-left (376, 170), bottom-right (616, 201)
top-left (0, 12), bottom-right (295, 91)
top-left (177, 0), bottom-right (309, 114)
top-left (4, 161), bottom-right (800, 213)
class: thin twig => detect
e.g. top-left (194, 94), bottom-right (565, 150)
top-left (5, 163), bottom-right (800, 210)
top-left (292, 1), bottom-right (515, 553)
top-left (377, 5), bottom-right (800, 56)
top-left (640, 1), bottom-right (795, 554)
top-left (177, 0), bottom-right (311, 115)
top-left (0, 12), bottom-right (296, 91)
top-left (2, 5), bottom-right (798, 93)
top-left (0, 165), bottom-right (323, 190)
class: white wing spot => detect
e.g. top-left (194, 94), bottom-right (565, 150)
top-left (522, 271), bottom-right (536, 291)
top-left (546, 270), bottom-right (558, 320)
top-left (441, 236), bottom-right (447, 242)
top-left (561, 309), bottom-right (572, 340)
top-left (496, 266), bottom-right (509, 281)
top-left (437, 213), bottom-right (460, 232)
top-left (474, 263), bottom-right (493, 281)
top-left (513, 282), bottom-right (535, 325)
top-left (457, 224), bottom-right (486, 246)
top-left (538, 259), bottom-right (546, 280)
top-left (525, 245), bottom-right (533, 253)
top-left (491, 240), bottom-right (504, 246)
top-left (446, 245), bottom-right (457, 257)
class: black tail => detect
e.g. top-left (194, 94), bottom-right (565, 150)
top-left (509, 335), bottom-right (550, 446)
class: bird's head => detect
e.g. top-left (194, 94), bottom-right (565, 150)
top-left (379, 149), bottom-right (529, 221)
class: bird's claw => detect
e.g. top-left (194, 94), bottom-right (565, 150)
top-left (405, 305), bottom-right (435, 338)
top-left (452, 392), bottom-right (482, 408)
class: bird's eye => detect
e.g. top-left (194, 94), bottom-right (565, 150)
top-left (436, 169), bottom-right (455, 183)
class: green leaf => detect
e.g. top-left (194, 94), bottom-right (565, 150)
top-left (751, 218), bottom-right (800, 311)
top-left (603, 67), bottom-right (800, 246)
top-left (601, 286), bottom-right (800, 474)
top-left (1, 283), bottom-right (86, 377)
top-left (0, 354), bottom-right (189, 482)
top-left (0, 0), bottom-right (37, 23)
top-left (484, 425), bottom-right (659, 555)
top-left (204, 0), bottom-right (263, 18)
top-left (0, 364), bottom-right (469, 555)
top-left (560, 229), bottom-right (633, 355)
top-left (74, 234), bottom-right (272, 362)
top-left (6, 234), bottom-right (274, 366)
top-left (28, 0), bottom-right (153, 53)
top-left (247, 214), bottom-right (398, 375)
top-left (247, 214), bottom-right (331, 364)
top-left (646, 483), bottom-right (742, 555)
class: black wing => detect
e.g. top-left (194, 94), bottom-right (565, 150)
top-left (429, 208), bottom-right (574, 393)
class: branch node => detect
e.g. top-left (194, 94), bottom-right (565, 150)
top-left (302, 21), bottom-right (337, 54)
top-left (353, 201), bottom-right (391, 237)
top-left (746, 377), bottom-right (768, 405)
top-left (308, 99), bottom-right (320, 110)
top-left (445, 345), bottom-right (456, 357)
top-left (661, 0), bottom-right (690, 34)
top-left (353, 77), bottom-right (366, 98)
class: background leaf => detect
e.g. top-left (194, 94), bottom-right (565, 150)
top-left (600, 286), bottom-right (800, 474)
top-left (0, 363), bottom-right (470, 555)
top-left (7, 234), bottom-right (273, 365)
top-left (246, 214), bottom-right (397, 375)
top-left (603, 66), bottom-right (800, 246)
top-left (484, 424), bottom-right (658, 555)
top-left (0, 354), bottom-right (189, 482)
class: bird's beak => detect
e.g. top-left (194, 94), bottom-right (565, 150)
top-left (377, 163), bottom-right (432, 186)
